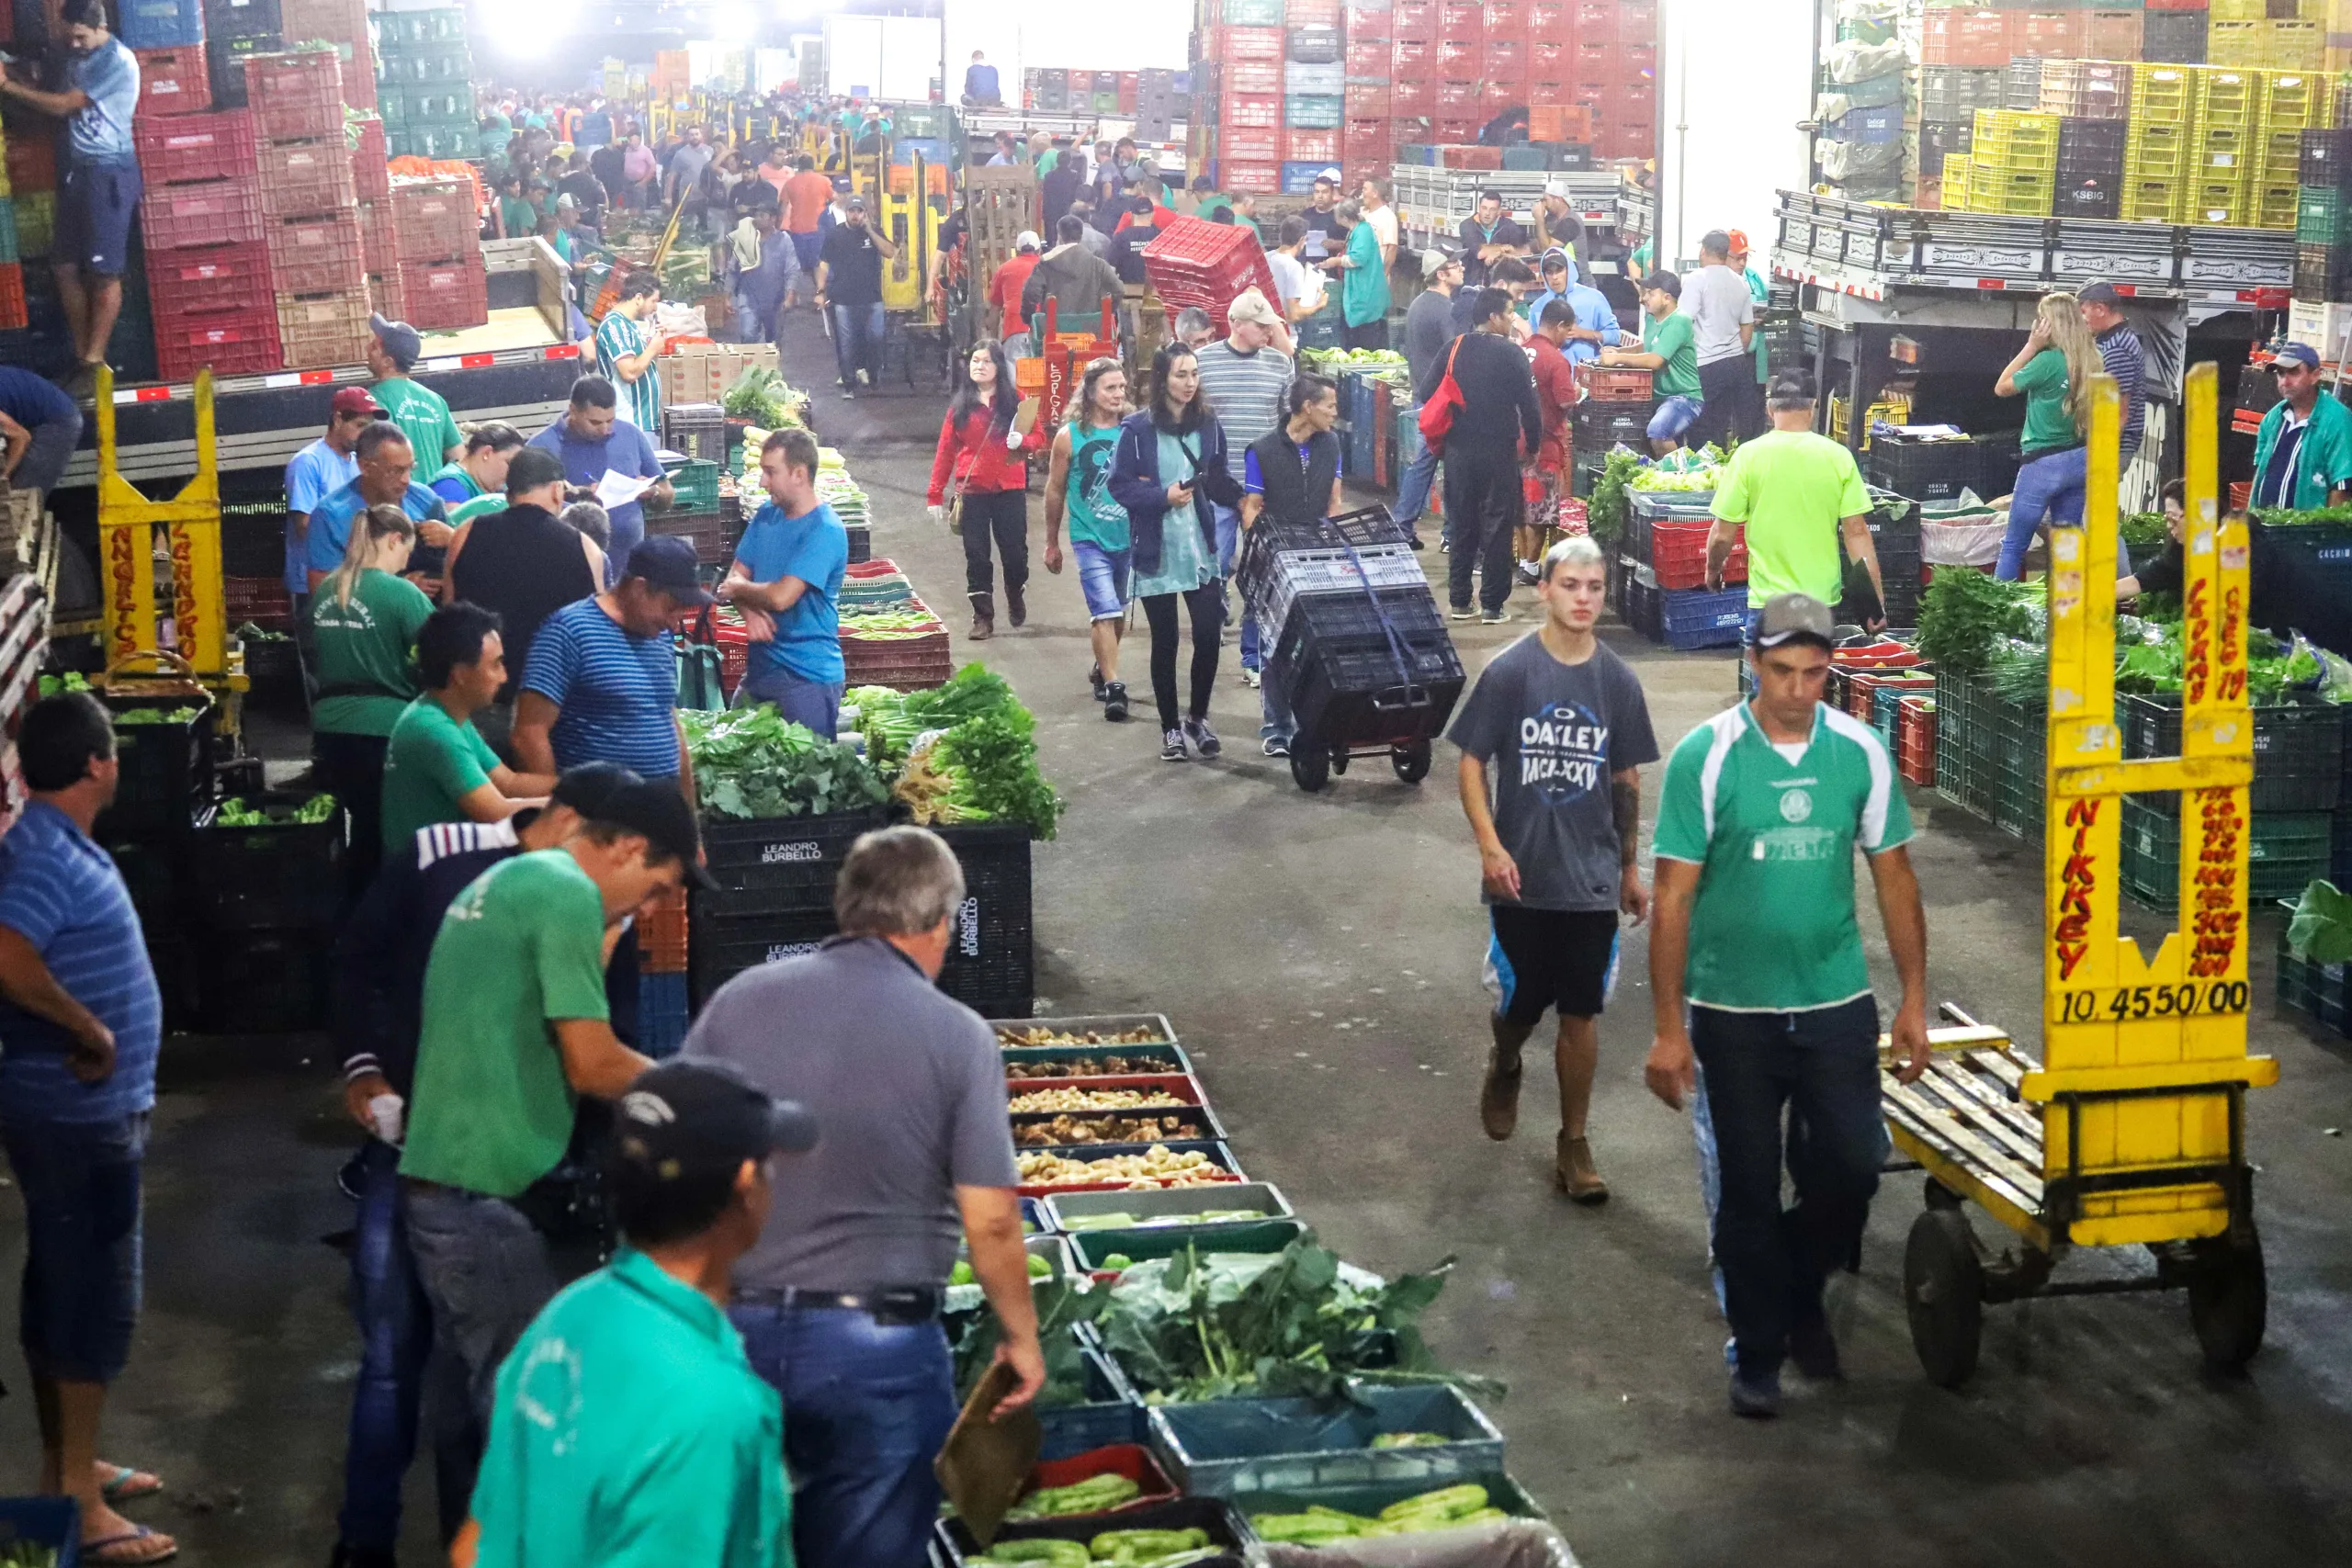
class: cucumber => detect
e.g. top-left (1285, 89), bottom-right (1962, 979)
top-left (981, 1540), bottom-right (1089, 1567)
top-left (1376, 1483), bottom-right (1488, 1524)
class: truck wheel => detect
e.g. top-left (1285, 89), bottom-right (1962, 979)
top-left (1905, 1208), bottom-right (1984, 1388)
top-left (2188, 1229), bottom-right (2267, 1372)
top-left (1392, 739), bottom-right (1431, 784)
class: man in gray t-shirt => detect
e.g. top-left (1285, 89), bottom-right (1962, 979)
top-left (682, 826), bottom-right (1041, 1568)
top-left (1450, 536), bottom-right (1658, 1203)
top-left (1686, 229), bottom-right (1762, 451)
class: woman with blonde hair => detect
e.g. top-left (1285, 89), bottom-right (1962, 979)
top-left (310, 502), bottom-right (434, 897)
top-left (1994, 290), bottom-right (2101, 579)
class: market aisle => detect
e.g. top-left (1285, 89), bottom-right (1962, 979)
top-left (0, 302), bottom-right (2346, 1566)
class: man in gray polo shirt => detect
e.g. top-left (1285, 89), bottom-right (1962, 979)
top-left (683, 825), bottom-right (1042, 1568)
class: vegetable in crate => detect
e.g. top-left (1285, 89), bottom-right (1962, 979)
top-left (854, 664), bottom-right (1062, 838)
top-left (214, 794), bottom-right (339, 827)
top-left (1252, 1483), bottom-right (1506, 1542)
top-left (1915, 569), bottom-right (2043, 675)
top-left (1004, 1473), bottom-right (1145, 1520)
top-left (2288, 879), bottom-right (2352, 964)
top-left (721, 366), bottom-right (808, 430)
top-left (950, 1278), bottom-right (1110, 1407)
top-left (679, 705), bottom-right (888, 820)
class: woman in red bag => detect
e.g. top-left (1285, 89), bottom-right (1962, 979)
top-left (926, 339), bottom-right (1046, 639)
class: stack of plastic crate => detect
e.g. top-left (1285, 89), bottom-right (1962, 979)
top-left (1340, 3), bottom-right (1390, 187)
top-left (280, 0), bottom-right (375, 111)
top-left (637, 889), bottom-right (690, 1057)
top-left (1206, 2), bottom-right (1284, 194)
top-left (2297, 128), bottom-right (2352, 300)
top-left (2124, 62), bottom-right (2199, 221)
top-left (1280, 0), bottom-right (1343, 193)
top-left (1967, 108), bottom-right (2060, 215)
top-left (245, 48), bottom-right (368, 368)
top-left (2254, 69), bottom-right (2320, 230)
top-left (389, 175), bottom-right (488, 331)
top-left (2186, 64), bottom-right (2259, 225)
top-left (0, 118), bottom-right (22, 333)
top-left (137, 93), bottom-right (274, 381)
top-left (199, 0), bottom-right (279, 110)
top-left (375, 8), bottom-right (476, 159)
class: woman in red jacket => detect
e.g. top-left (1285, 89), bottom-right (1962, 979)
top-left (927, 339), bottom-right (1044, 638)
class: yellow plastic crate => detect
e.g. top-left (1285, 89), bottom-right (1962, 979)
top-left (1971, 167), bottom-right (2058, 214)
top-left (2124, 176), bottom-right (2182, 223)
top-left (2208, 20), bottom-right (2265, 66)
top-left (2266, 19), bottom-right (2324, 70)
top-left (2195, 68), bottom-right (2264, 127)
top-left (2193, 124), bottom-right (2256, 175)
top-left (1942, 154), bottom-right (1974, 212)
top-left (2184, 180), bottom-right (2250, 224)
top-left (1973, 107), bottom-right (2061, 149)
top-left (2260, 72), bottom-right (2322, 130)
top-left (2131, 64), bottom-right (2199, 126)
top-left (2209, 0), bottom-right (2265, 17)
top-left (2256, 125), bottom-right (2305, 183)
top-left (2255, 183), bottom-right (2300, 229)
top-left (2126, 122), bottom-right (2195, 180)
top-left (15, 191), bottom-right (52, 257)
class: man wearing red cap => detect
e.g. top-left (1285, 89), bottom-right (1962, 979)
top-left (1726, 230), bottom-right (1770, 389)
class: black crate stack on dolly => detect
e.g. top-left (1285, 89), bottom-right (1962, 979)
top-left (89, 673), bottom-right (218, 1033)
top-left (185, 788), bottom-right (346, 1032)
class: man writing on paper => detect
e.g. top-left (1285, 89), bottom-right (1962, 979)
top-left (526, 377), bottom-right (672, 581)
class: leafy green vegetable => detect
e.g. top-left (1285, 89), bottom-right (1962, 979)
top-left (215, 794), bottom-right (337, 827)
top-left (36, 672), bottom-right (90, 696)
top-left (2290, 880), bottom-right (2352, 964)
top-left (681, 705), bottom-right (888, 820)
top-left (852, 665), bottom-right (1062, 838)
top-left (1916, 568), bottom-right (2043, 675)
top-left (951, 1277), bottom-right (1110, 1408)
top-left (720, 366), bottom-right (806, 429)
top-left (2120, 511), bottom-right (2170, 551)
top-left (111, 705), bottom-right (203, 725)
top-left (1586, 448), bottom-right (1644, 546)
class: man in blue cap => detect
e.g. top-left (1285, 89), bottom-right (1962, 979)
top-left (2248, 341), bottom-right (2352, 512)
top-left (1526, 249), bottom-right (1621, 367)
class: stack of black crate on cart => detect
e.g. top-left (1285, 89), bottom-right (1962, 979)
top-left (94, 689), bottom-right (217, 1035)
top-left (1569, 360), bottom-right (1655, 498)
top-left (2298, 127), bottom-right (2352, 306)
top-left (184, 786), bottom-right (345, 1032)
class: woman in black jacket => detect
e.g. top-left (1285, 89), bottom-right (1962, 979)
top-left (1239, 374), bottom-right (1347, 756)
top-left (1108, 342), bottom-right (1244, 761)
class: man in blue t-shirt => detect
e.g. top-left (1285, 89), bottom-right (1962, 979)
top-left (285, 387), bottom-right (381, 602)
top-left (0, 0), bottom-right (142, 397)
top-left (716, 428), bottom-right (849, 738)
top-left (526, 377), bottom-right (673, 579)
top-left (0, 367), bottom-right (85, 496)
top-left (0, 694), bottom-right (177, 1564)
top-left (303, 422), bottom-right (453, 591)
top-left (515, 535), bottom-right (707, 791)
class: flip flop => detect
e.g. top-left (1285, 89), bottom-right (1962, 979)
top-left (100, 1466), bottom-right (164, 1501)
top-left (84, 1526), bottom-right (178, 1564)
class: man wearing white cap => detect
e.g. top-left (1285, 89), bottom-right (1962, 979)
top-left (1193, 288), bottom-right (1295, 684)
top-left (989, 231), bottom-right (1044, 357)
top-left (1532, 181), bottom-right (1584, 259)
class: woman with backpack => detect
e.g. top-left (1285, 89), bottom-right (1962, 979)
top-left (926, 339), bottom-right (1045, 638)
top-left (1109, 343), bottom-right (1246, 761)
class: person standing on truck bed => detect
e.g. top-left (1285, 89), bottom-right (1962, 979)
top-left (0, 0), bottom-right (141, 400)
top-left (526, 377), bottom-right (671, 581)
top-left (306, 423), bottom-right (454, 597)
top-left (368, 315), bottom-right (465, 468)
top-left (594, 274), bottom-right (673, 434)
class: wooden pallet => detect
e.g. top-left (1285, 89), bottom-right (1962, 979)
top-left (1883, 1040), bottom-right (2048, 1224)
top-left (965, 166), bottom-right (1042, 299)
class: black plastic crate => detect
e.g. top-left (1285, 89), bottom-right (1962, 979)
top-left (2295, 243), bottom-right (2352, 303)
top-left (697, 807), bottom-right (886, 908)
top-left (1569, 402), bottom-right (1653, 451)
top-left (2006, 57), bottom-right (2046, 112)
top-left (660, 403), bottom-right (727, 464)
top-left (2057, 118), bottom-right (2128, 165)
top-left (1250, 504), bottom-right (1408, 555)
top-left (107, 837), bottom-right (186, 931)
top-left (94, 694), bottom-right (215, 840)
top-left (1921, 65), bottom-right (2005, 123)
top-left (206, 30), bottom-right (279, 108)
top-left (934, 822), bottom-right (1035, 1018)
top-left (2143, 7), bottom-right (2207, 63)
top-left (1919, 119), bottom-right (1973, 177)
top-left (202, 0), bottom-right (281, 41)
top-left (1975, 431), bottom-right (2022, 501)
top-left (689, 907), bottom-right (837, 1005)
top-left (197, 925), bottom-right (332, 1033)
top-left (1865, 434), bottom-right (1981, 503)
top-left (2056, 177), bottom-right (2119, 220)
top-left (187, 790), bottom-right (348, 931)
top-left (1266, 618), bottom-right (1465, 751)
top-left (2304, 128), bottom-right (2352, 190)
top-left (2120, 798), bottom-right (2330, 914)
top-left (933, 1497), bottom-right (1249, 1568)
top-left (220, 500), bottom-right (292, 577)
top-left (2120, 692), bottom-right (2341, 812)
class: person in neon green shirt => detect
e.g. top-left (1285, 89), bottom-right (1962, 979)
top-left (1707, 372), bottom-right (1888, 626)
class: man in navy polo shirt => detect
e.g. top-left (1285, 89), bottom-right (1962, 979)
top-left (526, 377), bottom-right (673, 578)
top-left (0, 694), bottom-right (175, 1564)
top-left (0, 367), bottom-right (85, 497)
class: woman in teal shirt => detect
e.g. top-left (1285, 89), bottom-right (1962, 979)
top-left (1325, 200), bottom-right (1392, 350)
top-left (1043, 359), bottom-right (1136, 720)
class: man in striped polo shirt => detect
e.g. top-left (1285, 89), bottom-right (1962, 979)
top-left (1191, 289), bottom-right (1294, 684)
top-left (1644, 592), bottom-right (1929, 1419)
top-left (514, 536), bottom-right (705, 797)
top-left (595, 273), bottom-right (673, 432)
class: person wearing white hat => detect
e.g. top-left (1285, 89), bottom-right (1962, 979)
top-left (989, 231), bottom-right (1045, 357)
top-left (1532, 180), bottom-right (1584, 259)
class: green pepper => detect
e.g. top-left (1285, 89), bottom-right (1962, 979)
top-left (981, 1540), bottom-right (1088, 1567)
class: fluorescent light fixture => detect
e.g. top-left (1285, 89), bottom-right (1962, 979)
top-left (715, 3), bottom-right (756, 37)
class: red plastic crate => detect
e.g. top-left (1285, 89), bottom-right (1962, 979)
top-left (1012, 1448), bottom-right (1178, 1516)
top-left (5, 132), bottom-right (57, 196)
top-left (135, 110), bottom-right (254, 186)
top-left (1286, 0), bottom-right (1341, 19)
top-left (143, 178), bottom-right (266, 250)
top-left (1436, 38), bottom-right (1478, 74)
top-left (2009, 11), bottom-right (2087, 55)
top-left (1896, 695), bottom-right (1937, 788)
top-left (1390, 77), bottom-right (1436, 116)
top-left (267, 209), bottom-right (367, 294)
top-left (368, 269), bottom-right (405, 321)
top-left (1648, 519), bottom-right (1745, 590)
top-left (280, 0), bottom-right (369, 44)
top-left (0, 264), bottom-right (24, 332)
top-left (1223, 58), bottom-right (1282, 95)
top-left (1436, 115), bottom-right (1483, 142)
top-left (1487, 0), bottom-right (1527, 28)
top-left (1211, 25), bottom-right (1283, 62)
top-left (1436, 79), bottom-right (1480, 110)
top-left (1621, 0), bottom-right (1657, 34)
top-left (1600, 118), bottom-right (1655, 159)
top-left (1438, 0), bottom-right (1485, 39)
top-left (1569, 79), bottom-right (1608, 110)
top-left (1139, 217), bottom-right (1279, 332)
top-left (1922, 11), bottom-right (2012, 66)
top-left (1530, 39), bottom-right (1570, 75)
top-left (358, 201), bottom-right (396, 276)
top-left (1391, 38), bottom-right (1433, 74)
top-left (257, 137), bottom-right (357, 218)
top-left (397, 254), bottom-right (489, 330)
top-left (1612, 81), bottom-right (1657, 117)
top-left (1528, 102), bottom-right (1594, 141)
top-left (390, 177), bottom-right (479, 263)
top-left (350, 115), bottom-right (390, 201)
top-left (146, 239), bottom-right (274, 316)
top-left (1118, 73), bottom-right (1137, 113)
top-left (1283, 128), bottom-right (1339, 161)
top-left (1532, 0), bottom-right (1574, 40)
top-left (1480, 80), bottom-right (1521, 114)
top-left (1487, 37), bottom-right (1527, 78)
top-left (1390, 0), bottom-right (1436, 36)
top-left (1344, 36), bottom-right (1391, 74)
top-left (1575, 0), bottom-right (1617, 31)
top-left (2086, 8), bottom-right (2142, 56)
top-left (1344, 83), bottom-right (1392, 118)
top-left (154, 306), bottom-right (281, 382)
top-left (135, 44), bottom-right (210, 116)
top-left (1220, 92), bottom-right (1283, 130)
top-left (244, 50), bottom-right (345, 141)
top-left (1576, 39), bottom-right (1617, 78)
top-left (1439, 142), bottom-right (1502, 168)
top-left (1219, 161), bottom-right (1281, 195)
top-left (1219, 129), bottom-right (1281, 164)
top-left (1621, 40), bottom-right (1657, 74)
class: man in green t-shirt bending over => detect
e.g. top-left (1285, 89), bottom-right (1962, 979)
top-left (1600, 269), bottom-right (1703, 456)
top-left (400, 777), bottom-right (716, 1441)
top-left (379, 602), bottom-right (561, 852)
top-left (1644, 592), bottom-right (1929, 1420)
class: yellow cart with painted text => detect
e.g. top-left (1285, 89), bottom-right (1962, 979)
top-left (1882, 365), bottom-right (2274, 1385)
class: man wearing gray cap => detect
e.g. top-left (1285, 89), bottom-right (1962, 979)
top-left (815, 192), bottom-right (896, 397)
top-left (1644, 592), bottom-right (1928, 1418)
top-left (368, 314), bottom-right (465, 468)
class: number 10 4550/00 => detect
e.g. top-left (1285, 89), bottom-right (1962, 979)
top-left (2052, 981), bottom-right (2250, 1024)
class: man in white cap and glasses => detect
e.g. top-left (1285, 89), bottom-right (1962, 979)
top-left (989, 231), bottom-right (1045, 357)
top-left (1532, 180), bottom-right (1584, 259)
top-left (1193, 287), bottom-right (1295, 684)
top-left (1644, 591), bottom-right (1928, 1420)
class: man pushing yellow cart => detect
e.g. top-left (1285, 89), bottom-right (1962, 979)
top-left (1883, 364), bottom-right (2275, 1385)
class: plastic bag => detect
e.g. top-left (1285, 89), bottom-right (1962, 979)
top-left (1826, 39), bottom-right (1909, 85)
top-left (1260, 1521), bottom-right (1580, 1568)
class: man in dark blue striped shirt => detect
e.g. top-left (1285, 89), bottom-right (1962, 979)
top-left (2078, 283), bottom-right (2146, 458)
top-left (514, 536), bottom-right (707, 795)
top-left (0, 694), bottom-right (175, 1564)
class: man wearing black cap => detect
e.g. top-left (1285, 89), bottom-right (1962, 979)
top-left (458, 1061), bottom-right (816, 1568)
top-left (2075, 283), bottom-right (2146, 462)
top-left (400, 777), bottom-right (714, 1459)
top-left (1644, 592), bottom-right (1928, 1418)
top-left (326, 761), bottom-right (639, 1568)
top-left (368, 313), bottom-right (465, 468)
top-left (814, 193), bottom-right (894, 396)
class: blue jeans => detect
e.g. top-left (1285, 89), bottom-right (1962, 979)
top-left (401, 1184), bottom-right (560, 1431)
top-left (740, 668), bottom-right (845, 739)
top-left (1072, 540), bottom-right (1133, 620)
top-left (831, 301), bottom-right (886, 388)
top-left (729, 1303), bottom-right (958, 1568)
top-left (1394, 410), bottom-right (1438, 532)
top-left (0, 1111), bottom-right (146, 1383)
top-left (1261, 660), bottom-right (1295, 742)
top-left (1689, 996), bottom-right (1886, 1380)
top-left (336, 1140), bottom-right (439, 1551)
top-left (1996, 445), bottom-right (2089, 580)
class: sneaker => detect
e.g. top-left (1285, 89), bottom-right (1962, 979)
top-left (1182, 716), bottom-right (1221, 758)
top-left (1729, 1367), bottom-right (1782, 1419)
top-left (1005, 583), bottom-right (1027, 627)
top-left (1789, 1318), bottom-right (1843, 1382)
top-left (1516, 560), bottom-right (1542, 586)
top-left (1160, 727), bottom-right (1188, 761)
top-left (1449, 604), bottom-right (1479, 622)
top-left (1261, 734), bottom-right (1290, 757)
top-left (840, 388), bottom-right (856, 400)
top-left (1405, 535), bottom-right (1427, 551)
top-left (1091, 664), bottom-right (1107, 701)
top-left (1103, 682), bottom-right (1129, 722)
top-left (1441, 538), bottom-right (1452, 553)
top-left (1241, 666), bottom-right (1261, 689)
top-left (1480, 607), bottom-right (1513, 626)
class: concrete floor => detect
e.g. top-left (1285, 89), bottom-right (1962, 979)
top-left (6, 310), bottom-right (2352, 1566)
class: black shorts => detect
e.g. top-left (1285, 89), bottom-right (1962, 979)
top-left (1485, 905), bottom-right (1620, 1025)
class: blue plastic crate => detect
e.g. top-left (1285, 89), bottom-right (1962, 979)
top-left (1035, 1323), bottom-right (1149, 1461)
top-left (1658, 585), bottom-right (1750, 650)
top-left (1826, 106), bottom-right (1903, 145)
top-left (637, 971), bottom-right (690, 1059)
top-left (1284, 94), bottom-right (1343, 130)
top-left (0, 1496), bottom-right (79, 1568)
top-left (1281, 160), bottom-right (1330, 194)
top-left (120, 0), bottom-right (204, 45)
top-left (1145, 1384), bottom-right (1506, 1497)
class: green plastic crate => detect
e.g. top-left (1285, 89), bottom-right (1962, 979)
top-left (1222, 0), bottom-right (1283, 22)
top-left (667, 458), bottom-right (720, 513)
top-left (396, 123), bottom-right (477, 159)
top-left (15, 192), bottom-right (52, 258)
top-left (2297, 184), bottom-right (2350, 243)
top-left (2119, 797), bottom-right (2331, 913)
top-left (0, 201), bottom-right (16, 265)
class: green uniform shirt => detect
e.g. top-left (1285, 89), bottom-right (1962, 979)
top-left (374, 377), bottom-right (466, 468)
top-left (1643, 310), bottom-right (1700, 399)
top-left (400, 851), bottom-right (611, 1198)
top-left (1710, 428), bottom-right (1870, 607)
top-left (379, 695), bottom-right (505, 852)
top-left (430, 462), bottom-right (512, 525)
top-left (469, 1247), bottom-right (792, 1568)
top-left (1341, 215), bottom-right (1390, 330)
top-left (499, 193), bottom-right (539, 240)
top-left (2013, 349), bottom-right (2078, 456)
top-left (2250, 391), bottom-right (2352, 512)
top-left (1743, 265), bottom-right (1770, 385)
top-left (1653, 700), bottom-right (1913, 1012)
top-left (310, 569), bottom-right (435, 736)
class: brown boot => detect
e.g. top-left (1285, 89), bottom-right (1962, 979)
top-left (1479, 1015), bottom-right (1537, 1141)
top-left (1006, 582), bottom-right (1027, 627)
top-left (1555, 1134), bottom-right (1610, 1205)
top-left (968, 592), bottom-right (995, 640)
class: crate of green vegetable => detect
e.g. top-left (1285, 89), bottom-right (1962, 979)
top-left (2120, 691), bottom-right (2339, 813)
top-left (1046, 1182), bottom-right (1290, 1234)
top-left (682, 706), bottom-right (888, 826)
top-left (1146, 1384), bottom-right (1504, 1498)
top-left (1069, 1219), bottom-right (1306, 1278)
top-left (1239, 1475), bottom-right (1547, 1547)
top-left (0, 1495), bottom-right (74, 1568)
top-left (189, 791), bottom-right (345, 931)
top-left (997, 1443), bottom-right (1178, 1526)
top-left (93, 694), bottom-right (213, 840)
top-left (934, 1496), bottom-right (1249, 1568)
top-left (2120, 799), bottom-right (2333, 914)
top-left (695, 806), bottom-right (886, 909)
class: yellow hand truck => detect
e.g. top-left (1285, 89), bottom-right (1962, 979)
top-left (1882, 364), bottom-right (2274, 1384)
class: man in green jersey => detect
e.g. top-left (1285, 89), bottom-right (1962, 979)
top-left (1707, 371), bottom-right (1889, 633)
top-left (1599, 271), bottom-right (1702, 455)
top-left (379, 603), bottom-right (561, 852)
top-left (400, 777), bottom-right (716, 1442)
top-left (1645, 592), bottom-right (1928, 1419)
top-left (368, 315), bottom-right (467, 468)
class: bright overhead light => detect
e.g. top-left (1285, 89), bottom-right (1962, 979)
top-left (715, 3), bottom-right (755, 36)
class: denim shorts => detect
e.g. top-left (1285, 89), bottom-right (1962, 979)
top-left (57, 158), bottom-right (143, 277)
top-left (1648, 394), bottom-right (1703, 444)
top-left (1072, 540), bottom-right (1133, 621)
top-left (0, 1111), bottom-right (149, 1382)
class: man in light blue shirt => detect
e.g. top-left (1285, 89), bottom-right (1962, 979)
top-left (0, 0), bottom-right (142, 397)
top-left (303, 423), bottom-right (452, 590)
top-left (285, 389), bottom-right (380, 679)
top-left (526, 377), bottom-right (672, 580)
top-left (1528, 251), bottom-right (1622, 367)
top-left (715, 428), bottom-right (849, 739)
